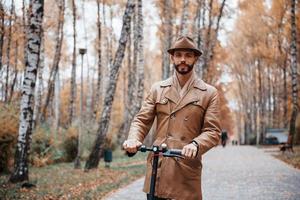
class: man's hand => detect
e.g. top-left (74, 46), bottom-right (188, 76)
top-left (122, 139), bottom-right (142, 153)
top-left (182, 143), bottom-right (198, 158)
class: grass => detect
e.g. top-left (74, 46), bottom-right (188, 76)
top-left (273, 145), bottom-right (300, 170)
top-left (260, 144), bottom-right (300, 170)
top-left (0, 149), bottom-right (147, 200)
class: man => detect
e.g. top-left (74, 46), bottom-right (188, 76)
top-left (123, 36), bottom-right (221, 200)
top-left (221, 130), bottom-right (228, 147)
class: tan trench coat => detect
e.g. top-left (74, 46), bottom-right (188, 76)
top-left (128, 75), bottom-right (221, 200)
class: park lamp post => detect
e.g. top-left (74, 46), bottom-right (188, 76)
top-left (79, 48), bottom-right (87, 124)
top-left (74, 48), bottom-right (87, 169)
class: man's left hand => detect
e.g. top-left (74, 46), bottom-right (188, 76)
top-left (182, 143), bottom-right (198, 158)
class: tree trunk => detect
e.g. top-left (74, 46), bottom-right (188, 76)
top-left (32, 29), bottom-right (44, 129)
top-left (257, 60), bottom-right (265, 144)
top-left (4, 0), bottom-right (14, 102)
top-left (41, 0), bottom-right (65, 122)
top-left (82, 2), bottom-right (92, 121)
top-left (54, 70), bottom-right (60, 140)
top-left (9, 40), bottom-right (19, 102)
top-left (180, 0), bottom-right (189, 36)
top-left (94, 0), bottom-right (102, 120)
top-left (69, 0), bottom-right (77, 125)
top-left (202, 0), bottom-right (213, 79)
top-left (202, 0), bottom-right (226, 81)
top-left (161, 0), bottom-right (172, 80)
top-left (0, 2), bottom-right (5, 72)
top-left (194, 0), bottom-right (203, 77)
top-left (118, 0), bottom-right (144, 144)
top-left (85, 0), bottom-right (135, 170)
top-left (102, 3), bottom-right (112, 83)
top-left (207, 0), bottom-right (226, 62)
top-left (9, 0), bottom-right (44, 183)
top-left (74, 52), bottom-right (85, 169)
top-left (288, 0), bottom-right (299, 145)
top-left (116, 5), bottom-right (133, 144)
top-left (132, 0), bottom-right (144, 119)
top-left (283, 65), bottom-right (288, 128)
top-left (117, 0), bottom-right (144, 144)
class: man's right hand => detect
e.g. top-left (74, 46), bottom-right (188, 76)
top-left (122, 139), bottom-right (142, 153)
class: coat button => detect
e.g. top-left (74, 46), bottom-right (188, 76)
top-left (184, 117), bottom-right (188, 121)
top-left (162, 98), bottom-right (168, 104)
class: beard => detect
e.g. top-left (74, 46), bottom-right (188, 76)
top-left (174, 62), bottom-right (194, 75)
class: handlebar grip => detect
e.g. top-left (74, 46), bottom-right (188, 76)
top-left (169, 149), bottom-right (182, 156)
top-left (126, 151), bottom-right (137, 157)
top-left (125, 145), bottom-right (145, 157)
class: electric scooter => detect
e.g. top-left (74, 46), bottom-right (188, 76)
top-left (127, 144), bottom-right (183, 200)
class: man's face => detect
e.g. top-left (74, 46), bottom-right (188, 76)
top-left (171, 50), bottom-right (198, 75)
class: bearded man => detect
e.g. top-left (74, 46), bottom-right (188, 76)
top-left (123, 36), bottom-right (221, 200)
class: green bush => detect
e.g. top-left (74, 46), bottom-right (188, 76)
top-left (0, 102), bottom-right (19, 173)
top-left (63, 126), bottom-right (78, 162)
top-left (31, 127), bottom-right (54, 167)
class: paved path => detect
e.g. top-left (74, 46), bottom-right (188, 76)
top-left (104, 146), bottom-right (300, 200)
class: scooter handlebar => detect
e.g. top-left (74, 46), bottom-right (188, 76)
top-left (125, 145), bottom-right (182, 158)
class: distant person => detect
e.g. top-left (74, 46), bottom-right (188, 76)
top-left (123, 36), bottom-right (221, 200)
top-left (221, 130), bottom-right (228, 147)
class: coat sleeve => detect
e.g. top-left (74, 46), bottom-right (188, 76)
top-left (193, 88), bottom-right (221, 155)
top-left (127, 84), bottom-right (157, 142)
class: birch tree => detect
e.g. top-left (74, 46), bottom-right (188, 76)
top-left (180, 0), bottom-right (189, 36)
top-left (131, 0), bottom-right (144, 123)
top-left (10, 0), bottom-right (44, 183)
top-left (117, 0), bottom-right (144, 144)
top-left (9, 40), bottom-right (18, 102)
top-left (116, 4), bottom-right (134, 144)
top-left (161, 0), bottom-right (172, 80)
top-left (85, 0), bottom-right (135, 170)
top-left (4, 0), bottom-right (14, 102)
top-left (0, 2), bottom-right (4, 71)
top-left (32, 30), bottom-right (44, 129)
top-left (69, 0), bottom-right (77, 125)
top-left (93, 0), bottom-right (102, 120)
top-left (288, 0), bottom-right (298, 145)
top-left (41, 0), bottom-right (65, 121)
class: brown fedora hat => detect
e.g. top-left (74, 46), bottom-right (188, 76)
top-left (167, 36), bottom-right (202, 56)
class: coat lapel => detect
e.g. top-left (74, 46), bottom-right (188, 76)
top-left (159, 77), bottom-right (180, 104)
top-left (171, 78), bottom-right (207, 114)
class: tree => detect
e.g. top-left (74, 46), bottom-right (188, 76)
top-left (93, 0), bottom-right (102, 120)
top-left (69, 0), bottom-right (77, 125)
top-left (41, 0), bottom-right (65, 122)
top-left (10, 0), bottom-right (44, 183)
top-left (131, 0), bottom-right (144, 127)
top-left (4, 0), bottom-right (14, 102)
top-left (161, 0), bottom-right (172, 80)
top-left (180, 0), bottom-right (189, 36)
top-left (117, 0), bottom-right (144, 144)
top-left (0, 2), bottom-right (4, 72)
top-left (85, 0), bottom-right (135, 170)
top-left (32, 29), bottom-right (45, 129)
top-left (116, 2), bottom-right (134, 144)
top-left (288, 0), bottom-right (298, 145)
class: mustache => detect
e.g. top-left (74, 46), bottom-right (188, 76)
top-left (174, 62), bottom-right (193, 68)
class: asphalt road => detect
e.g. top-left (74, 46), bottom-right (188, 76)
top-left (104, 145), bottom-right (300, 200)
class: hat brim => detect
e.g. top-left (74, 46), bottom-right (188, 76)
top-left (167, 48), bottom-right (202, 56)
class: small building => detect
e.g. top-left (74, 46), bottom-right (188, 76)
top-left (264, 128), bottom-right (288, 145)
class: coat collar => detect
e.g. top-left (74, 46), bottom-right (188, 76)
top-left (159, 75), bottom-right (207, 91)
top-left (159, 74), bottom-right (208, 114)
